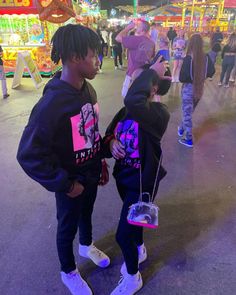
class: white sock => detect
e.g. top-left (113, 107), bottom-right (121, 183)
top-left (138, 244), bottom-right (145, 254)
top-left (127, 271), bottom-right (139, 279)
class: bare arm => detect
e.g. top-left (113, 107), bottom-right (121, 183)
top-left (115, 22), bottom-right (135, 43)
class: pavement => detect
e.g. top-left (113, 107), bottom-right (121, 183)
top-left (0, 58), bottom-right (236, 295)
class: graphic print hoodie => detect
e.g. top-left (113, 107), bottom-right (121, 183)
top-left (103, 69), bottom-right (170, 195)
top-left (17, 72), bottom-right (102, 193)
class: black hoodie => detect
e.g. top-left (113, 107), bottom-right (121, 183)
top-left (103, 69), bottom-right (170, 195)
top-left (17, 72), bottom-right (102, 193)
top-left (179, 54), bottom-right (215, 83)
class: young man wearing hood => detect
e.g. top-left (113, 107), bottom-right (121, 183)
top-left (17, 24), bottom-right (110, 295)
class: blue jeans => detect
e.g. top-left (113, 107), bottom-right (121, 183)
top-left (180, 83), bottom-right (194, 140)
top-left (220, 55), bottom-right (235, 85)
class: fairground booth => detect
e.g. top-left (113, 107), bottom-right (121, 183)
top-left (0, 0), bottom-right (100, 77)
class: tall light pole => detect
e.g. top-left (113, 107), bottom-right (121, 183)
top-left (133, 0), bottom-right (138, 17)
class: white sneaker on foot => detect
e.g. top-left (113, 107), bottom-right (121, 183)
top-left (61, 269), bottom-right (92, 295)
top-left (110, 272), bottom-right (143, 295)
top-left (79, 243), bottom-right (110, 268)
top-left (120, 244), bottom-right (147, 275)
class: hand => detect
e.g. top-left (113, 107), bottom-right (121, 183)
top-left (110, 139), bottom-right (126, 160)
top-left (99, 160), bottom-right (109, 186)
top-left (126, 21), bottom-right (136, 31)
top-left (67, 181), bottom-right (84, 198)
top-left (150, 56), bottom-right (172, 81)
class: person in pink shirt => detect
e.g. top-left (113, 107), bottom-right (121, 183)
top-left (116, 20), bottom-right (155, 98)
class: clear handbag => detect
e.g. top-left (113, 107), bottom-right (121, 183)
top-left (127, 154), bottom-right (162, 229)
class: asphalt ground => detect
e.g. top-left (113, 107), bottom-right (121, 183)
top-left (0, 58), bottom-right (236, 295)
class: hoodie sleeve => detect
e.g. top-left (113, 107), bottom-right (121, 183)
top-left (124, 69), bottom-right (170, 138)
top-left (101, 107), bottom-right (127, 158)
top-left (179, 55), bottom-right (192, 83)
top-left (17, 105), bottom-right (73, 193)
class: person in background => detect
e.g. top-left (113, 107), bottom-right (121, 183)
top-left (229, 54), bottom-right (236, 83)
top-left (103, 56), bottom-right (171, 295)
top-left (172, 29), bottom-right (187, 83)
top-left (97, 29), bottom-right (105, 73)
top-left (207, 42), bottom-right (221, 80)
top-left (218, 32), bottom-right (236, 88)
top-left (112, 26), bottom-right (123, 70)
top-left (156, 36), bottom-right (170, 61)
top-left (17, 24), bottom-right (110, 295)
top-left (167, 27), bottom-right (177, 46)
top-left (101, 26), bottom-right (109, 56)
top-left (150, 22), bottom-right (159, 50)
top-left (115, 20), bottom-right (155, 98)
top-left (0, 45), bottom-right (9, 99)
top-left (178, 34), bottom-right (215, 148)
top-left (211, 27), bottom-right (224, 50)
top-left (109, 27), bottom-right (114, 59)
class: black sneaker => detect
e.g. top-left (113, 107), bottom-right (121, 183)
top-left (3, 94), bottom-right (9, 99)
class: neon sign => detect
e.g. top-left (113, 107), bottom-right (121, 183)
top-left (0, 0), bottom-right (32, 7)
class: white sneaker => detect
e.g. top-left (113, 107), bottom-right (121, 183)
top-left (118, 65), bottom-right (123, 69)
top-left (79, 243), bottom-right (110, 268)
top-left (120, 244), bottom-right (147, 275)
top-left (115, 66), bottom-right (118, 70)
top-left (110, 272), bottom-right (143, 295)
top-left (61, 269), bottom-right (92, 295)
top-left (218, 82), bottom-right (222, 86)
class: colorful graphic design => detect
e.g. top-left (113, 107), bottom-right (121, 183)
top-left (70, 102), bottom-right (99, 152)
top-left (115, 119), bottom-right (139, 159)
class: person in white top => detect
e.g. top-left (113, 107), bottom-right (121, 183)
top-left (100, 26), bottom-right (109, 56)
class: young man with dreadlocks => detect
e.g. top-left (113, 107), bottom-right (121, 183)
top-left (17, 24), bottom-right (110, 295)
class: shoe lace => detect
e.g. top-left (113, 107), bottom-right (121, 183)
top-left (90, 245), bottom-right (105, 258)
top-left (117, 275), bottom-right (128, 292)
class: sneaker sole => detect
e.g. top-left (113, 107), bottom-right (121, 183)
top-left (178, 139), bottom-right (193, 148)
top-left (79, 251), bottom-right (110, 268)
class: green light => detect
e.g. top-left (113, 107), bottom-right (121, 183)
top-left (133, 0), bottom-right (138, 17)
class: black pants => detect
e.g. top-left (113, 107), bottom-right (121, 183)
top-left (113, 46), bottom-right (123, 67)
top-left (55, 184), bottom-right (98, 273)
top-left (220, 55), bottom-right (235, 85)
top-left (115, 181), bottom-right (144, 275)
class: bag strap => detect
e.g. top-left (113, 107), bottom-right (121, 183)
top-left (139, 152), bottom-right (163, 203)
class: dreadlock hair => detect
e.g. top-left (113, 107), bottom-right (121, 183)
top-left (187, 33), bottom-right (205, 100)
top-left (51, 24), bottom-right (101, 65)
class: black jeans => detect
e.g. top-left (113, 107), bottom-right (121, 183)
top-left (113, 46), bottom-right (123, 67)
top-left (55, 184), bottom-right (98, 273)
top-left (220, 55), bottom-right (235, 85)
top-left (115, 181), bottom-right (144, 275)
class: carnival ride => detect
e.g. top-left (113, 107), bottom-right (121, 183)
top-left (148, 0), bottom-right (233, 31)
top-left (175, 0), bottom-right (226, 30)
